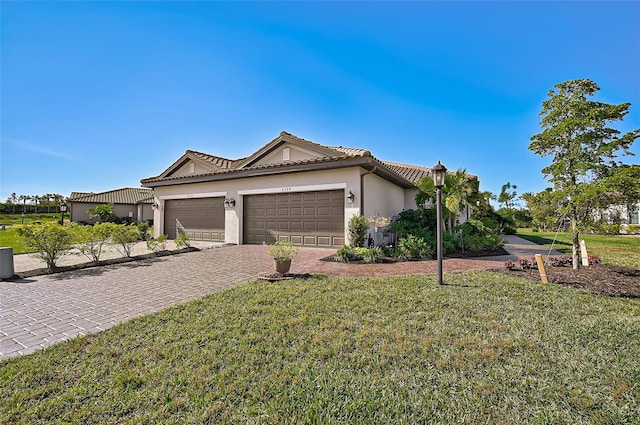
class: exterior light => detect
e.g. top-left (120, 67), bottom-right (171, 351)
top-left (152, 202), bottom-right (159, 210)
top-left (432, 161), bottom-right (447, 189)
top-left (224, 197), bottom-right (236, 208)
top-left (432, 161), bottom-right (447, 285)
top-left (346, 190), bottom-right (355, 204)
top-left (60, 203), bottom-right (67, 225)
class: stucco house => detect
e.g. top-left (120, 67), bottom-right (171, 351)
top-left (68, 188), bottom-right (154, 224)
top-left (141, 131), bottom-right (474, 247)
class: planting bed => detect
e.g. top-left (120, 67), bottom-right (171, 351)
top-left (498, 263), bottom-right (640, 298)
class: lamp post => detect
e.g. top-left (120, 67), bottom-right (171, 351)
top-left (60, 204), bottom-right (67, 225)
top-left (432, 161), bottom-right (447, 285)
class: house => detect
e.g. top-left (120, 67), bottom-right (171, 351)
top-left (68, 188), bottom-right (154, 224)
top-left (141, 131), bottom-right (473, 247)
top-left (597, 201), bottom-right (640, 226)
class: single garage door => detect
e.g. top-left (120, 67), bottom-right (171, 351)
top-left (244, 190), bottom-right (344, 247)
top-left (164, 197), bottom-right (225, 241)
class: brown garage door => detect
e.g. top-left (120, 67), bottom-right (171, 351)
top-left (244, 190), bottom-right (344, 247)
top-left (164, 197), bottom-right (225, 241)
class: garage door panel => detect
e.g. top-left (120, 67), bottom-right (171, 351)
top-left (164, 198), bottom-right (224, 241)
top-left (243, 190), bottom-right (344, 247)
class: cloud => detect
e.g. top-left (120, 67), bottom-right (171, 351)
top-left (2, 137), bottom-right (77, 161)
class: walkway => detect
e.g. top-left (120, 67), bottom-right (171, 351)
top-left (1, 236), bottom-right (548, 360)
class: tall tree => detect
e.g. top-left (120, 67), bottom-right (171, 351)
top-left (498, 182), bottom-right (518, 209)
top-left (529, 79), bottom-right (639, 268)
top-left (416, 169), bottom-right (476, 231)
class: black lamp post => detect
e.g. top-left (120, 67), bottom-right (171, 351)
top-left (60, 204), bottom-right (67, 225)
top-left (432, 161), bottom-right (447, 285)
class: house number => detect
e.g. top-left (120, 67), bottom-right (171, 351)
top-left (281, 187), bottom-right (292, 192)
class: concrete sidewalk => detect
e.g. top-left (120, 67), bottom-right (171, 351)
top-left (501, 234), bottom-right (563, 259)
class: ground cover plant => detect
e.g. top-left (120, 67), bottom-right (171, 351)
top-left (517, 228), bottom-right (640, 270)
top-left (1, 272), bottom-right (638, 424)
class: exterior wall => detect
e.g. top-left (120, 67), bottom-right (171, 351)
top-left (70, 202), bottom-right (150, 223)
top-left (256, 143), bottom-right (322, 166)
top-left (173, 160), bottom-right (213, 177)
top-left (362, 173), bottom-right (406, 245)
top-left (152, 167), bottom-right (364, 244)
top-left (598, 202), bottom-right (640, 225)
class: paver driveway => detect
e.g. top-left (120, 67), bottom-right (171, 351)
top-left (1, 244), bottom-right (509, 360)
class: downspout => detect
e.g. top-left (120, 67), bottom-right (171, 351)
top-left (359, 166), bottom-right (377, 216)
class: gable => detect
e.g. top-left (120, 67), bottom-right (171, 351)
top-left (170, 159), bottom-right (213, 177)
top-left (250, 142), bottom-right (328, 167)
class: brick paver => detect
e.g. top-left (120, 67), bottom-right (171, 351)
top-left (1, 244), bottom-right (510, 360)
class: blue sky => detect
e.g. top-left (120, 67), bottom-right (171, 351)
top-left (2, 1), bottom-right (639, 205)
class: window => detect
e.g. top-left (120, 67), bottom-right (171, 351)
top-left (283, 148), bottom-right (290, 161)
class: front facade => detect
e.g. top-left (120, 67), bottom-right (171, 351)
top-left (68, 188), bottom-right (154, 224)
top-left (141, 131), bottom-right (460, 247)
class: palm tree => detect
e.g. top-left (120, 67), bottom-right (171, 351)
top-left (8, 193), bottom-right (17, 213)
top-left (18, 195), bottom-right (28, 213)
top-left (498, 182), bottom-right (518, 209)
top-left (33, 195), bottom-right (40, 214)
top-left (416, 168), bottom-right (476, 232)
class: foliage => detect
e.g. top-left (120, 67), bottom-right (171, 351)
top-left (16, 223), bottom-right (74, 269)
top-left (626, 224), bottom-right (640, 235)
top-left (497, 182), bottom-right (518, 209)
top-left (388, 208), bottom-right (436, 240)
top-left (517, 228), bottom-right (640, 270)
top-left (453, 219), bottom-right (505, 252)
top-left (397, 235), bottom-right (433, 260)
top-left (88, 203), bottom-right (119, 223)
top-left (136, 221), bottom-right (151, 241)
top-left (529, 78), bottom-right (640, 268)
top-left (520, 188), bottom-right (562, 231)
top-left (74, 222), bottom-right (116, 262)
top-left (146, 235), bottom-right (168, 253)
top-left (2, 272), bottom-right (638, 424)
top-left (110, 224), bottom-right (141, 258)
top-left (506, 255), bottom-right (601, 270)
top-left (336, 245), bottom-right (386, 263)
top-left (267, 240), bottom-right (298, 261)
top-left (416, 169), bottom-right (477, 231)
top-left (347, 215), bottom-right (369, 248)
top-left (174, 233), bottom-right (190, 249)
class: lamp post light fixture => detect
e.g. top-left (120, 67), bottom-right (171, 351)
top-left (60, 203), bottom-right (67, 226)
top-left (224, 198), bottom-right (236, 208)
top-left (432, 161), bottom-right (447, 285)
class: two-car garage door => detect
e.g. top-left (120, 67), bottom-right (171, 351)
top-left (164, 198), bottom-right (225, 241)
top-left (243, 190), bottom-right (345, 247)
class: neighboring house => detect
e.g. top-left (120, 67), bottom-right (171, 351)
top-left (597, 201), bottom-right (640, 226)
top-left (68, 188), bottom-right (154, 224)
top-left (141, 131), bottom-right (475, 247)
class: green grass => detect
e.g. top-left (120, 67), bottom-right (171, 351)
top-left (0, 214), bottom-right (70, 254)
top-left (2, 272), bottom-right (638, 424)
top-left (517, 228), bottom-right (640, 270)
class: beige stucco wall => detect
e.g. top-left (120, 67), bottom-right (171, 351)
top-left (70, 203), bottom-right (150, 224)
top-left (256, 143), bottom-right (323, 166)
top-left (152, 166), bottom-right (416, 244)
top-left (173, 160), bottom-right (214, 177)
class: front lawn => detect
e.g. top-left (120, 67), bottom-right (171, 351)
top-left (517, 228), bottom-right (640, 270)
top-left (2, 272), bottom-right (638, 424)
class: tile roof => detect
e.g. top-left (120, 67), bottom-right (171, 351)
top-left (381, 161), bottom-right (432, 183)
top-left (69, 188), bottom-right (153, 205)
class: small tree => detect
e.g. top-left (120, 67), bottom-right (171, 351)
top-left (110, 224), bottom-right (141, 257)
top-left (498, 182), bottom-right (518, 210)
top-left (529, 79), bottom-right (639, 268)
top-left (89, 203), bottom-right (119, 223)
top-left (17, 223), bottom-right (73, 270)
top-left (74, 222), bottom-right (116, 262)
top-left (348, 215), bottom-right (369, 248)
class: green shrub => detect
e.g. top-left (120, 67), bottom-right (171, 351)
top-left (348, 215), bottom-right (370, 248)
top-left (388, 208), bottom-right (436, 240)
top-left (627, 224), bottom-right (640, 235)
top-left (146, 235), bottom-right (168, 253)
top-left (267, 240), bottom-right (298, 261)
top-left (136, 222), bottom-right (151, 240)
top-left (463, 234), bottom-right (505, 252)
top-left (74, 222), bottom-right (116, 262)
top-left (397, 235), bottom-right (433, 260)
top-left (16, 222), bottom-right (73, 269)
top-left (110, 224), bottom-right (141, 257)
top-left (175, 233), bottom-right (190, 249)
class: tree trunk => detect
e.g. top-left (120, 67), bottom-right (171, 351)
top-left (571, 215), bottom-right (580, 269)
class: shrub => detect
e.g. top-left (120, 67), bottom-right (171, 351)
top-left (136, 222), bottom-right (151, 240)
top-left (110, 224), bottom-right (141, 257)
top-left (174, 233), bottom-right (190, 249)
top-left (16, 222), bottom-right (73, 269)
top-left (627, 224), bottom-right (640, 235)
top-left (397, 235), bottom-right (433, 260)
top-left (88, 204), bottom-right (119, 223)
top-left (348, 215), bottom-right (370, 248)
top-left (336, 245), bottom-right (385, 263)
top-left (267, 240), bottom-right (298, 261)
top-left (388, 208), bottom-right (436, 240)
top-left (75, 222), bottom-right (116, 262)
top-left (146, 235), bottom-right (168, 253)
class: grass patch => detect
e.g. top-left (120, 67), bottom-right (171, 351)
top-left (2, 272), bottom-right (638, 424)
top-left (517, 228), bottom-right (640, 270)
top-left (0, 214), bottom-right (67, 254)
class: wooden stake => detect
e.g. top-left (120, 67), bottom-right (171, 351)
top-left (535, 254), bottom-right (548, 283)
top-left (580, 239), bottom-right (589, 266)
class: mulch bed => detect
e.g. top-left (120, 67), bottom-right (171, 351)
top-left (258, 273), bottom-right (314, 282)
top-left (495, 263), bottom-right (640, 298)
top-left (6, 247), bottom-right (201, 280)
